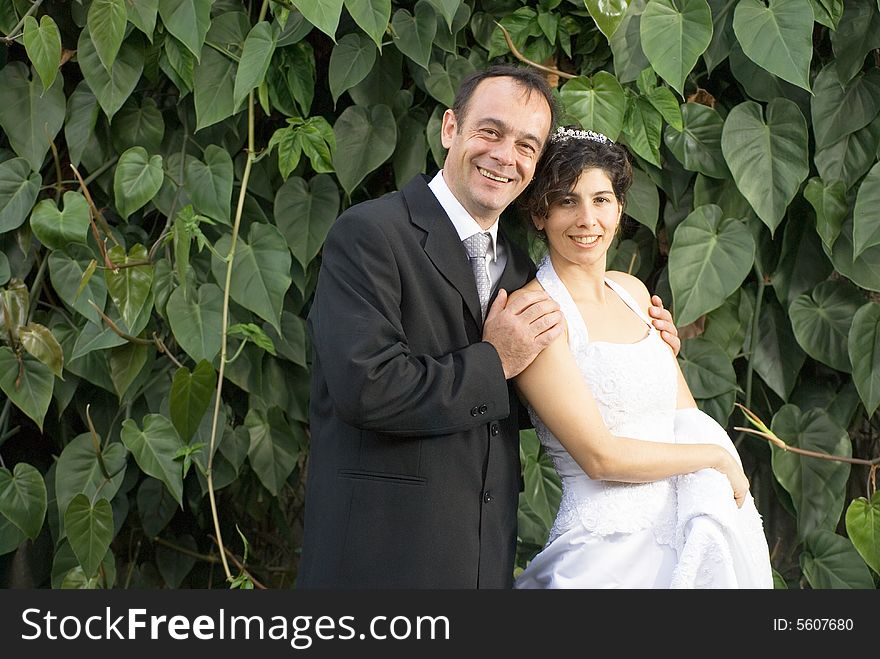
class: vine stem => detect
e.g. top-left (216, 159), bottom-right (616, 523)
top-left (205, 1), bottom-right (270, 581)
top-left (3, 0), bottom-right (44, 41)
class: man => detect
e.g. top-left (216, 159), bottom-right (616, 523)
top-left (299, 65), bottom-right (679, 588)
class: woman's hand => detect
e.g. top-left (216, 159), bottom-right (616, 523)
top-left (714, 449), bottom-right (749, 508)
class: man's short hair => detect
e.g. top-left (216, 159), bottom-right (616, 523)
top-left (451, 64), bottom-right (560, 143)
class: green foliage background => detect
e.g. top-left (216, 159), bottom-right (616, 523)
top-left (0, 0), bottom-right (878, 589)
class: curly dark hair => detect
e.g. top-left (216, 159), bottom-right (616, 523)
top-left (519, 128), bottom-right (633, 230)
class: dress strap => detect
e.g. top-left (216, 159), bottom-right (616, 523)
top-left (535, 256), bottom-right (590, 350)
top-left (602, 277), bottom-right (654, 331)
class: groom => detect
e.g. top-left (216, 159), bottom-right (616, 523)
top-left (299, 65), bottom-right (679, 588)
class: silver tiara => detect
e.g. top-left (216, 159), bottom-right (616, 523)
top-left (550, 126), bottom-right (612, 144)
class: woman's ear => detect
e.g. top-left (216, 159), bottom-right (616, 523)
top-left (532, 215), bottom-right (544, 231)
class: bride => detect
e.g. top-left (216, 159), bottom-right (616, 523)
top-left (512, 126), bottom-right (773, 589)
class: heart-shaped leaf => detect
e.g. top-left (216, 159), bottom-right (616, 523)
top-left (169, 360), bottom-right (215, 442)
top-left (668, 204), bottom-right (755, 326)
top-left (640, 0), bottom-right (712, 96)
top-left (392, 4), bottom-right (436, 71)
top-left (127, 0), bottom-right (159, 38)
top-left (166, 283), bottom-right (222, 363)
top-left (108, 341), bottom-right (149, 399)
top-left (801, 529), bottom-right (875, 588)
top-left (0, 62), bottom-right (65, 171)
top-left (830, 0), bottom-right (880, 85)
top-left (111, 97), bottom-right (166, 154)
top-left (121, 414), bottom-right (185, 506)
top-left (845, 491), bottom-right (880, 575)
top-left (20, 323), bottom-right (64, 378)
top-left (0, 463), bottom-right (47, 540)
top-left (585, 0), bottom-right (630, 39)
top-left (64, 494), bottom-right (114, 578)
top-left (291, 0), bottom-right (344, 40)
top-left (848, 303), bottom-right (880, 416)
top-left (0, 348), bottom-right (54, 430)
top-left (274, 174), bottom-right (340, 268)
top-left (789, 279), bottom-right (863, 373)
top-left (344, 0), bottom-right (391, 49)
top-left (55, 433), bottom-right (128, 528)
top-left (193, 44), bottom-right (236, 131)
top-left (329, 32), bottom-right (376, 105)
top-left (158, 0), bottom-right (212, 59)
top-left (664, 102), bottom-right (727, 178)
top-left (65, 82), bottom-right (100, 167)
top-left (77, 28), bottom-right (145, 120)
top-left (233, 21), bottom-right (276, 110)
top-left (23, 15), bottom-right (61, 91)
top-left (245, 407), bottom-right (302, 496)
top-left (559, 72), bottom-right (628, 142)
top-left (185, 145), bottom-right (233, 224)
top-left (747, 296), bottom-right (806, 402)
top-left (520, 428), bottom-right (561, 533)
top-left (721, 99), bottom-right (809, 234)
top-left (811, 65), bottom-right (880, 153)
top-left (30, 191), bottom-right (90, 250)
top-left (853, 162), bottom-right (880, 260)
top-left (771, 405), bottom-right (851, 539)
top-left (804, 177), bottom-right (848, 250)
top-left (137, 477), bottom-right (178, 538)
top-left (104, 244), bottom-right (154, 331)
top-left (114, 147), bottom-right (164, 220)
top-left (0, 158), bottom-right (41, 234)
top-left (815, 115), bottom-right (880, 192)
top-left (332, 104), bottom-right (397, 196)
top-left (677, 336), bottom-right (737, 399)
top-left (623, 96), bottom-right (662, 167)
top-left (87, 0), bottom-right (128, 72)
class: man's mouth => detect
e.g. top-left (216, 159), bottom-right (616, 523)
top-left (571, 235), bottom-right (600, 245)
top-left (478, 167), bottom-right (510, 183)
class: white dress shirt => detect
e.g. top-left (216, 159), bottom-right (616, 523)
top-left (428, 171), bottom-right (508, 292)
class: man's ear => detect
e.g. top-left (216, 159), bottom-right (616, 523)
top-left (440, 109), bottom-right (457, 149)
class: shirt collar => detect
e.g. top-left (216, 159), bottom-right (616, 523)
top-left (428, 170), bottom-right (499, 263)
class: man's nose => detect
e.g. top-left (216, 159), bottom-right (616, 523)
top-left (488, 138), bottom-right (516, 166)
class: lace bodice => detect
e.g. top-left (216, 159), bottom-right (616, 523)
top-left (528, 256), bottom-right (680, 541)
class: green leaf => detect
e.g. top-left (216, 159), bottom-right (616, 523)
top-left (114, 147), bottom-right (164, 220)
top-left (0, 348), bottom-right (54, 430)
top-left (815, 115), bottom-right (880, 192)
top-left (64, 494), bottom-right (114, 578)
top-left (166, 283), bottom-right (222, 363)
top-left (160, 33), bottom-right (195, 93)
top-left (158, 0), bottom-right (212, 59)
top-left (733, 0), bottom-right (813, 91)
top-left (677, 336), bottom-right (736, 398)
top-left (128, 0), bottom-right (159, 39)
top-left (23, 15), bottom-right (61, 92)
top-left (267, 41), bottom-right (315, 117)
top-left (721, 99), bottom-right (809, 235)
top-left (263, 311), bottom-right (307, 368)
top-left (391, 4), bottom-right (436, 71)
top-left (48, 247), bottom-right (108, 325)
top-left (192, 45), bottom-right (236, 131)
top-left (393, 110), bottom-right (429, 189)
top-left (228, 323), bottom-right (276, 355)
top-left (789, 280), bottom-right (863, 373)
top-left (245, 407), bottom-right (301, 496)
top-left (329, 32), bottom-right (376, 105)
top-left (804, 177), bottom-right (848, 250)
top-left (332, 104), bottom-right (397, 196)
top-left (703, 0), bottom-right (737, 75)
top-left (610, 0), bottom-right (650, 84)
top-left (52, 539), bottom-right (115, 589)
top-left (211, 223), bottom-right (291, 332)
top-left (810, 0), bottom-right (843, 29)
top-left (69, 320), bottom-right (126, 361)
top-left (292, 0), bottom-right (344, 40)
top-left (111, 97), bottom-right (165, 154)
top-left (830, 0), bottom-right (880, 85)
top-left (29, 192), bottom-right (90, 251)
top-left (184, 145), bottom-right (233, 224)
top-left (584, 0), bottom-right (630, 38)
top-left (20, 323), bottom-right (64, 378)
top-left (559, 72), bottom-right (627, 142)
top-left (664, 103), bottom-right (727, 178)
top-left (845, 491), bottom-right (880, 575)
top-left (853, 162), bottom-right (880, 260)
top-left (625, 167), bottom-right (659, 233)
top-left (801, 529), bottom-right (876, 588)
top-left (88, 0), bottom-right (128, 72)
top-left (622, 96), bottom-right (662, 167)
top-left (0, 515), bottom-right (26, 556)
top-left (768, 336), bottom-right (831, 416)
top-left (121, 414), bottom-right (185, 506)
top-left (344, 0), bottom-right (391, 49)
top-left (233, 21), bottom-right (276, 110)
top-left (65, 82), bottom-right (100, 168)
top-left (426, 0), bottom-right (460, 31)
top-left (156, 534), bottom-right (197, 586)
top-left (848, 303), bottom-right (880, 416)
top-left (0, 463), bottom-right (47, 540)
top-left (772, 205), bottom-right (834, 309)
top-left (519, 428), bottom-right (562, 533)
top-left (668, 205), bottom-right (755, 326)
top-left (274, 174), bottom-right (340, 268)
top-left (640, 0), bottom-right (712, 96)
top-left (54, 433), bottom-right (128, 527)
top-left (108, 341), bottom-right (149, 399)
top-left (104, 244), bottom-right (154, 330)
top-left (771, 405), bottom-right (851, 538)
top-left (702, 288), bottom-right (753, 360)
top-left (78, 28), bottom-right (145, 121)
top-left (136, 477), bottom-right (178, 537)
top-left (645, 85), bottom-right (682, 131)
top-left (0, 62), bottom-right (66, 171)
top-left (0, 254), bottom-right (8, 288)
top-left (811, 65), bottom-right (880, 153)
top-left (0, 157), bottom-right (41, 234)
top-left (169, 360), bottom-right (215, 442)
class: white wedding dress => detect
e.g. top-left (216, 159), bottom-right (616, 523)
top-left (515, 257), bottom-right (773, 589)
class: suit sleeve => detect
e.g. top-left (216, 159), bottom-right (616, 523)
top-left (309, 208), bottom-right (510, 437)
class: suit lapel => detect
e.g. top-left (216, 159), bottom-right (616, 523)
top-left (403, 176), bottom-right (483, 326)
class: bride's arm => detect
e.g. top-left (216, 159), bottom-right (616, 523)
top-left (514, 334), bottom-right (742, 488)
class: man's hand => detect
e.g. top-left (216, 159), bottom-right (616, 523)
top-left (649, 295), bottom-right (680, 357)
top-left (483, 288), bottom-right (564, 379)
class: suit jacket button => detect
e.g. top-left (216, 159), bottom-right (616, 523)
top-left (490, 423), bottom-right (500, 436)
top-left (483, 490), bottom-right (492, 503)
top-left (470, 406), bottom-right (479, 416)
top-left (478, 404), bottom-right (488, 414)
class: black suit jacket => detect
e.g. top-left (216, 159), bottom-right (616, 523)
top-left (298, 175), bottom-right (535, 588)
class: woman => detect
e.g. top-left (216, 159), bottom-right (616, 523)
top-left (513, 127), bottom-right (773, 588)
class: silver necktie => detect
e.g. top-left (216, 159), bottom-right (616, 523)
top-left (462, 232), bottom-right (492, 320)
